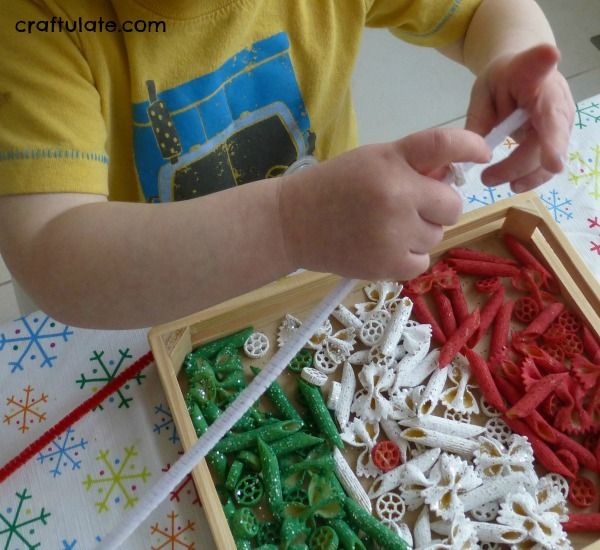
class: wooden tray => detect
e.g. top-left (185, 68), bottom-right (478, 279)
top-left (149, 193), bottom-right (600, 549)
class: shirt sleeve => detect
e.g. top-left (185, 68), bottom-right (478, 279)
top-left (364, 0), bottom-right (483, 47)
top-left (0, 1), bottom-right (109, 196)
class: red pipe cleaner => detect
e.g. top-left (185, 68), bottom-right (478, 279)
top-left (0, 350), bottom-right (154, 484)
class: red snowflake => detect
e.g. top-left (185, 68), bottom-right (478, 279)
top-left (162, 457), bottom-right (201, 507)
top-left (150, 511), bottom-right (195, 550)
top-left (588, 216), bottom-right (600, 229)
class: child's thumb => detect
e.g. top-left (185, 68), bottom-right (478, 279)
top-left (397, 128), bottom-right (491, 175)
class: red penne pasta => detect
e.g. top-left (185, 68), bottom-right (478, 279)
top-left (446, 247), bottom-right (519, 266)
top-left (564, 513), bottom-right (600, 533)
top-left (447, 285), bottom-right (470, 325)
top-left (463, 348), bottom-right (506, 413)
top-left (431, 287), bottom-right (456, 338)
top-left (506, 372), bottom-right (569, 419)
top-left (523, 301), bottom-right (565, 336)
top-left (493, 372), bottom-right (557, 444)
top-left (556, 448), bottom-right (580, 477)
top-left (552, 428), bottom-right (599, 472)
top-left (512, 337), bottom-right (568, 374)
top-left (488, 299), bottom-right (514, 361)
top-left (439, 308), bottom-right (480, 367)
top-left (492, 353), bottom-right (528, 389)
top-left (503, 416), bottom-right (573, 479)
top-left (582, 325), bottom-right (600, 361)
top-left (404, 291), bottom-right (446, 345)
top-left (468, 286), bottom-right (505, 347)
top-left (446, 258), bottom-right (520, 278)
top-left (503, 233), bottom-right (559, 292)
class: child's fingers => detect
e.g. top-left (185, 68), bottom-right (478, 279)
top-left (414, 177), bottom-right (464, 227)
top-left (398, 127), bottom-right (491, 175)
top-left (506, 44), bottom-right (572, 172)
top-left (481, 135), bottom-right (541, 186)
top-left (510, 166), bottom-right (554, 194)
top-left (508, 44), bottom-right (560, 102)
top-left (409, 218), bottom-right (444, 254)
top-left (530, 82), bottom-right (574, 173)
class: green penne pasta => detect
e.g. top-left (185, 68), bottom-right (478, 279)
top-left (192, 326), bottom-right (254, 360)
top-left (269, 432), bottom-right (324, 456)
top-left (214, 420), bottom-right (303, 454)
top-left (250, 366), bottom-right (302, 423)
top-left (257, 437), bottom-right (283, 515)
top-left (297, 379), bottom-right (344, 450)
top-left (343, 497), bottom-right (409, 550)
top-left (328, 519), bottom-right (367, 550)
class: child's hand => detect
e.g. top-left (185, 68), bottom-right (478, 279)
top-left (278, 128), bottom-right (491, 281)
top-left (466, 44), bottom-right (575, 193)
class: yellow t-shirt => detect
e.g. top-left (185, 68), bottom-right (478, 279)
top-left (0, 0), bottom-right (481, 203)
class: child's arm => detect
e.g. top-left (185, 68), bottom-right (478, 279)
top-left (442, 0), bottom-right (574, 192)
top-left (0, 127), bottom-right (490, 329)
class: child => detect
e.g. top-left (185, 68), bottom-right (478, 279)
top-left (0, 0), bottom-right (574, 329)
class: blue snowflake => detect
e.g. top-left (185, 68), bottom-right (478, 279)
top-left (76, 349), bottom-right (145, 410)
top-left (37, 427), bottom-right (88, 477)
top-left (60, 536), bottom-right (103, 549)
top-left (539, 189), bottom-right (573, 223)
top-left (153, 403), bottom-right (180, 444)
top-left (466, 186), bottom-right (513, 207)
top-left (0, 489), bottom-right (51, 549)
top-left (0, 314), bottom-right (73, 374)
top-left (575, 100), bottom-right (600, 129)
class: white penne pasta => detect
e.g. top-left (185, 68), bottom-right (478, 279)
top-left (367, 447), bottom-right (441, 499)
top-left (472, 521), bottom-right (526, 544)
top-left (400, 427), bottom-right (479, 457)
top-left (417, 366), bottom-right (448, 416)
top-left (379, 297), bottom-right (413, 356)
top-left (331, 304), bottom-right (363, 330)
top-left (367, 464), bottom-right (405, 499)
top-left (333, 447), bottom-right (372, 513)
top-left (430, 520), bottom-right (451, 536)
top-left (334, 362), bottom-right (355, 430)
top-left (398, 415), bottom-right (486, 439)
top-left (327, 381), bottom-right (341, 410)
top-left (408, 447), bottom-right (442, 474)
top-left (380, 419), bottom-right (410, 463)
top-left (300, 366), bottom-right (328, 386)
top-left (393, 348), bottom-right (439, 389)
top-left (460, 473), bottom-right (527, 512)
top-left (413, 505), bottom-right (432, 549)
top-left (389, 522), bottom-right (413, 549)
